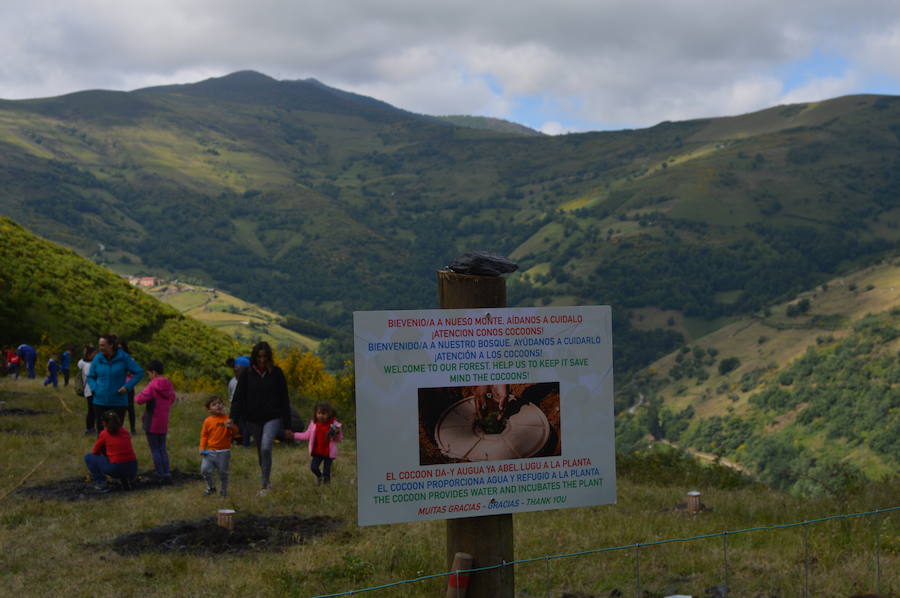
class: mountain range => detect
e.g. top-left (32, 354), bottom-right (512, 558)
top-left (3, 73), bottom-right (899, 374)
top-left (2, 72), bottom-right (900, 485)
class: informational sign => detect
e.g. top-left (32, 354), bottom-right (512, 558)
top-left (353, 306), bottom-right (614, 526)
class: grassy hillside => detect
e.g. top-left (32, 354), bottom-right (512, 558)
top-left (1, 74), bottom-right (900, 378)
top-left (0, 217), bottom-right (237, 380)
top-left (1, 380), bottom-right (897, 597)
top-left (619, 260), bottom-right (900, 492)
top-left (147, 281), bottom-right (320, 352)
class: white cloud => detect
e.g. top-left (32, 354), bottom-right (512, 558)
top-left (780, 74), bottom-right (861, 105)
top-left (539, 121), bottom-right (568, 135)
top-left (347, 69), bottom-right (510, 117)
top-left (1, 0), bottom-right (900, 129)
top-left (856, 24), bottom-right (900, 79)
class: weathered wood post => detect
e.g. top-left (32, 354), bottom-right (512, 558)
top-left (438, 269), bottom-right (514, 598)
top-left (687, 490), bottom-right (701, 513)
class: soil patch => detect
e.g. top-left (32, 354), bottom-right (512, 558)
top-left (0, 426), bottom-right (48, 436)
top-left (18, 470), bottom-right (201, 501)
top-left (0, 408), bottom-right (46, 416)
top-left (111, 514), bottom-right (342, 555)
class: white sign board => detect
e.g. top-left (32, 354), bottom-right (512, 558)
top-left (353, 305), bottom-right (615, 526)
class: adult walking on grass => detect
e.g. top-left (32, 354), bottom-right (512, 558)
top-left (229, 341), bottom-right (293, 496)
top-left (87, 334), bottom-right (143, 434)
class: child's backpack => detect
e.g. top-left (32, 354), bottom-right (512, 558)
top-left (74, 369), bottom-right (85, 397)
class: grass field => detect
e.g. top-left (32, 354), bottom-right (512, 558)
top-left (1, 378), bottom-right (897, 598)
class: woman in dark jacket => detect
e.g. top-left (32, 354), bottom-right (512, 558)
top-left (229, 341), bottom-right (292, 496)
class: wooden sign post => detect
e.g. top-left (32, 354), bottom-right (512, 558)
top-left (438, 269), bottom-right (514, 598)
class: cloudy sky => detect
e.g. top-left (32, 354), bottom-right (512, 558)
top-left (2, 0), bottom-right (900, 133)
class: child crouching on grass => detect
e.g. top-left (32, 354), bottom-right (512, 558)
top-left (199, 396), bottom-right (238, 497)
top-left (293, 402), bottom-right (343, 484)
top-left (84, 411), bottom-right (138, 493)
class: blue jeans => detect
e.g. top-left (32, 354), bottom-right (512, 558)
top-left (84, 453), bottom-right (138, 483)
top-left (257, 419), bottom-right (282, 488)
top-left (201, 451), bottom-right (231, 495)
top-left (147, 433), bottom-right (170, 477)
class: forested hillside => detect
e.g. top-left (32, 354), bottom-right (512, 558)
top-left (0, 217), bottom-right (236, 380)
top-left (615, 261), bottom-right (900, 493)
top-left (1, 73), bottom-right (900, 378)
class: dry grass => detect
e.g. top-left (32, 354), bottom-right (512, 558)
top-left (1, 378), bottom-right (897, 598)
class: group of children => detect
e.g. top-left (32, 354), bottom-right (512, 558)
top-left (85, 358), bottom-right (343, 495)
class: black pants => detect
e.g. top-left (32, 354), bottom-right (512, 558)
top-left (240, 418), bottom-right (257, 447)
top-left (94, 405), bottom-right (128, 434)
top-left (310, 455), bottom-right (333, 483)
top-left (126, 389), bottom-right (136, 433)
top-left (85, 396), bottom-right (96, 431)
top-left (61, 368), bottom-right (70, 386)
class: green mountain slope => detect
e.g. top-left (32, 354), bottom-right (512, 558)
top-left (0, 217), bottom-right (236, 379)
top-left (618, 261), bottom-right (900, 492)
top-left (1, 73), bottom-right (899, 377)
top-left (436, 114), bottom-right (543, 136)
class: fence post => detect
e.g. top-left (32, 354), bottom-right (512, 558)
top-left (875, 515), bottom-right (882, 595)
top-left (439, 269), bottom-right (513, 598)
top-left (634, 543), bottom-right (642, 598)
top-left (802, 523), bottom-right (810, 598)
top-left (447, 552), bottom-right (473, 598)
top-left (687, 490), bottom-right (701, 513)
top-left (722, 532), bottom-right (730, 592)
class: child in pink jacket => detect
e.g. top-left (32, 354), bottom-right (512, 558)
top-left (135, 360), bottom-right (177, 481)
top-left (293, 402), bottom-right (343, 484)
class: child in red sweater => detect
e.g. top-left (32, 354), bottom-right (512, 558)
top-left (199, 396), bottom-right (238, 497)
top-left (293, 402), bottom-right (343, 484)
top-left (84, 411), bottom-right (138, 493)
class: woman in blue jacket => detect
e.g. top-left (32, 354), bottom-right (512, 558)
top-left (87, 333), bottom-right (143, 433)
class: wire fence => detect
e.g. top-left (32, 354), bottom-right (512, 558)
top-left (312, 505), bottom-right (899, 598)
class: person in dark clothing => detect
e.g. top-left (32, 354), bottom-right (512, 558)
top-left (60, 346), bottom-right (73, 386)
top-left (117, 340), bottom-right (138, 434)
top-left (228, 341), bottom-right (293, 496)
top-left (17, 344), bottom-right (36, 379)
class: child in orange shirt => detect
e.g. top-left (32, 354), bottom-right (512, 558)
top-left (199, 396), bottom-right (238, 497)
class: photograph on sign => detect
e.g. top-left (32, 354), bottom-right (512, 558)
top-left (354, 305), bottom-right (614, 526)
top-left (417, 382), bottom-right (561, 465)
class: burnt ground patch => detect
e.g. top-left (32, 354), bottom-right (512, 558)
top-left (17, 469), bottom-right (202, 501)
top-left (111, 514), bottom-right (342, 555)
top-left (0, 426), bottom-right (48, 436)
top-left (0, 408), bottom-right (47, 416)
